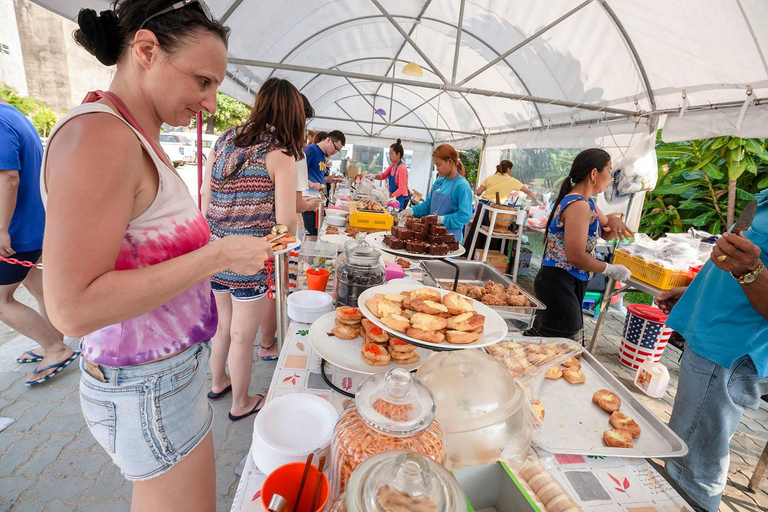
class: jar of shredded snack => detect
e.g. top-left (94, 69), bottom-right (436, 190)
top-left (329, 451), bottom-right (466, 512)
top-left (330, 368), bottom-right (446, 502)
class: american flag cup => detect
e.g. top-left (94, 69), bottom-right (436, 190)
top-left (618, 304), bottom-right (672, 369)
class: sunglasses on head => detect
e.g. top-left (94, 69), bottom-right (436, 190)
top-left (139, 0), bottom-right (214, 30)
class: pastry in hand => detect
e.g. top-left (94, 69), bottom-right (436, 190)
top-left (336, 306), bottom-right (362, 324)
top-left (409, 313), bottom-right (448, 331)
top-left (609, 411), bottom-right (641, 438)
top-left (442, 292), bottom-right (475, 315)
top-left (406, 328), bottom-right (445, 344)
top-left (603, 428), bottom-right (633, 448)
top-left (562, 366), bottom-right (586, 384)
top-left (446, 312), bottom-right (485, 331)
top-left (592, 389), bottom-right (621, 413)
top-left (329, 324), bottom-right (359, 340)
top-left (545, 366), bottom-right (563, 379)
top-left (445, 330), bottom-right (480, 344)
top-left (380, 314), bottom-right (411, 333)
top-left (562, 356), bottom-right (581, 369)
top-left (362, 343), bottom-right (391, 366)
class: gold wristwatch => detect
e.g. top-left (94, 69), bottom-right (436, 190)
top-left (731, 261), bottom-right (765, 284)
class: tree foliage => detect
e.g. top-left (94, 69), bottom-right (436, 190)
top-left (189, 92), bottom-right (251, 134)
top-left (0, 83), bottom-right (59, 136)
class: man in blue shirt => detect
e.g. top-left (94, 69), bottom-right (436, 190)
top-left (655, 189), bottom-right (768, 512)
top-left (0, 99), bottom-right (76, 386)
top-left (301, 130), bottom-right (345, 236)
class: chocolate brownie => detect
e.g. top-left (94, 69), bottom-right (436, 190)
top-left (447, 240), bottom-right (459, 251)
top-left (429, 224), bottom-right (448, 236)
top-left (415, 231), bottom-right (428, 241)
top-left (383, 235), bottom-right (404, 250)
top-left (429, 244), bottom-right (450, 256)
top-left (444, 233), bottom-right (456, 243)
top-left (431, 234), bottom-right (445, 244)
top-left (411, 223), bottom-right (428, 234)
top-left (397, 229), bottom-right (415, 241)
top-left (405, 217), bottom-right (414, 229)
top-left (406, 240), bottom-right (429, 254)
top-left (390, 226), bottom-right (401, 238)
top-left (423, 215), bottom-right (438, 225)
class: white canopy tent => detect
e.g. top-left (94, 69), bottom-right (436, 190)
top-left (33, 0), bottom-right (768, 212)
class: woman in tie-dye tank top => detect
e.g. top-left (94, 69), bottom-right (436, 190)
top-left (201, 78), bottom-right (302, 422)
top-left (39, 1), bottom-right (273, 509)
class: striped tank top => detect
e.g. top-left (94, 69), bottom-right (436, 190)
top-left (40, 103), bottom-right (217, 367)
top-left (206, 127), bottom-right (279, 289)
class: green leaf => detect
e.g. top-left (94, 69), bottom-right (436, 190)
top-left (711, 137), bottom-right (730, 150)
top-left (728, 148), bottom-right (745, 162)
top-left (682, 170), bottom-right (703, 181)
top-left (728, 159), bottom-right (747, 180)
top-left (689, 211), bottom-right (716, 226)
top-left (652, 183), bottom-right (696, 195)
top-left (743, 138), bottom-right (767, 155)
top-left (736, 188), bottom-right (756, 201)
top-left (744, 155), bottom-right (758, 175)
top-left (758, 175), bottom-right (768, 188)
top-left (727, 137), bottom-right (742, 150)
top-left (703, 163), bottom-right (724, 179)
top-left (655, 146), bottom-right (695, 158)
top-left (708, 219), bottom-right (722, 235)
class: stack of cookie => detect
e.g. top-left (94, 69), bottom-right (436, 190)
top-left (387, 338), bottom-right (420, 365)
top-left (328, 306), bottom-right (363, 339)
top-left (360, 318), bottom-right (420, 366)
top-left (592, 389), bottom-right (642, 448)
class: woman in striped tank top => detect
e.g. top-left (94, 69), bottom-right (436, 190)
top-left (40, 1), bottom-right (273, 510)
top-left (201, 78), bottom-right (301, 421)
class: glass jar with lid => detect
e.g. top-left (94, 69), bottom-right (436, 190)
top-left (329, 451), bottom-right (467, 512)
top-left (330, 368), bottom-right (446, 501)
top-left (334, 240), bottom-right (385, 307)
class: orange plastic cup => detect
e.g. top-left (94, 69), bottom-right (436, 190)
top-left (306, 268), bottom-right (330, 291)
top-left (261, 462), bottom-right (329, 512)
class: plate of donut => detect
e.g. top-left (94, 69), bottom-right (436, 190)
top-left (357, 284), bottom-right (508, 351)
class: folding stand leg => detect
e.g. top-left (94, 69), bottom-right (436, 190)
top-left (436, 258), bottom-right (462, 291)
top-left (321, 359), bottom-right (354, 398)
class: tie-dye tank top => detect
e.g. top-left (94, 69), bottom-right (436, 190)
top-left (40, 103), bottom-right (217, 367)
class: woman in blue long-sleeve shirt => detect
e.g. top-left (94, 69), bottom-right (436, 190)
top-left (400, 144), bottom-right (473, 243)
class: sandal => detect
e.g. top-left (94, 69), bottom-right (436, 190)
top-left (207, 384), bottom-right (232, 400)
top-left (16, 350), bottom-right (44, 364)
top-left (228, 394), bottom-right (265, 421)
top-left (259, 339), bottom-right (279, 361)
top-left (26, 351), bottom-right (80, 387)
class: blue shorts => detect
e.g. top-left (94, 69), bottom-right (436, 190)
top-left (0, 249), bottom-right (42, 285)
top-left (79, 342), bottom-right (213, 481)
top-left (210, 280), bottom-right (268, 301)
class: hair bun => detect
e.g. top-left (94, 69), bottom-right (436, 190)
top-left (74, 8), bottom-right (123, 66)
top-left (396, 138), bottom-right (402, 144)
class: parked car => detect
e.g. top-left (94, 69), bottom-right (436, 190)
top-left (160, 133), bottom-right (195, 167)
top-left (184, 132), bottom-right (220, 165)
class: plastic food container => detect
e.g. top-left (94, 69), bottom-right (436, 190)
top-left (416, 350), bottom-right (532, 470)
top-left (329, 451), bottom-right (467, 512)
top-left (287, 291), bottom-right (334, 323)
top-left (251, 393), bottom-right (339, 475)
top-left (330, 368), bottom-right (446, 501)
top-left (327, 214), bottom-right (348, 227)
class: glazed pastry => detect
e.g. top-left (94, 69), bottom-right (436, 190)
top-left (442, 292), bottom-right (475, 315)
top-left (603, 428), bottom-right (633, 448)
top-left (409, 287), bottom-right (442, 302)
top-left (362, 343), bottom-right (391, 366)
top-left (380, 314), bottom-right (411, 332)
top-left (410, 298), bottom-right (450, 316)
top-left (562, 356), bottom-right (581, 369)
top-left (409, 313), bottom-right (448, 331)
top-left (364, 298), bottom-right (402, 318)
top-left (388, 338), bottom-right (417, 352)
top-left (329, 324), bottom-right (359, 340)
top-left (406, 328), bottom-right (445, 344)
top-left (609, 411), bottom-right (642, 438)
top-left (336, 306), bottom-right (363, 323)
top-left (562, 367), bottom-right (586, 384)
top-left (387, 347), bottom-right (420, 364)
top-left (545, 366), bottom-right (563, 379)
top-left (592, 389), bottom-right (621, 413)
top-left (446, 312), bottom-right (485, 331)
top-left (445, 330), bottom-right (480, 344)
top-left (362, 321), bottom-right (389, 343)
top-left (384, 293), bottom-right (406, 304)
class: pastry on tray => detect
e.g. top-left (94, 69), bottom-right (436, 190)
top-left (445, 330), bottom-right (480, 344)
top-left (545, 366), bottom-right (563, 379)
top-left (609, 411), bottom-right (642, 438)
top-left (592, 389), bottom-right (621, 413)
top-left (336, 306), bottom-right (362, 324)
top-left (603, 428), bottom-right (633, 448)
top-left (379, 314), bottom-right (411, 332)
top-left (562, 366), bottom-right (586, 384)
top-left (329, 323), bottom-right (359, 340)
top-left (406, 327), bottom-right (445, 344)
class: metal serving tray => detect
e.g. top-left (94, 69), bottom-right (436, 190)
top-left (420, 260), bottom-right (545, 332)
top-left (533, 350), bottom-right (688, 458)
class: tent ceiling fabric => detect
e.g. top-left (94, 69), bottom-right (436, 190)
top-left (34, 0), bottom-right (768, 147)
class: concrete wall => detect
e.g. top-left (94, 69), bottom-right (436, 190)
top-left (0, 0), bottom-right (28, 95)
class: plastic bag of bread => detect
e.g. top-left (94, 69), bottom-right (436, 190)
top-left (485, 336), bottom-right (584, 403)
top-left (513, 460), bottom-right (583, 512)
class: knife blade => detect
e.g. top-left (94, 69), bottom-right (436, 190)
top-left (732, 200), bottom-right (757, 234)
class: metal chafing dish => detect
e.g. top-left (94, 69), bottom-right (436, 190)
top-left (420, 260), bottom-right (545, 332)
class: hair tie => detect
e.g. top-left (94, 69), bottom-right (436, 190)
top-left (569, 177), bottom-right (576, 186)
top-left (267, 124), bottom-right (276, 133)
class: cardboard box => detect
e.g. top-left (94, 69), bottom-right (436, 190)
top-left (453, 462), bottom-right (541, 512)
top-left (474, 249), bottom-right (509, 271)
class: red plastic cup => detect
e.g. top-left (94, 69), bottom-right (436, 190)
top-left (261, 462), bottom-right (329, 512)
top-left (306, 268), bottom-right (330, 291)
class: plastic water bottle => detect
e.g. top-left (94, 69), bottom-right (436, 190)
top-left (634, 359), bottom-right (670, 398)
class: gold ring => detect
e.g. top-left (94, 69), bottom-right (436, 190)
top-left (716, 254), bottom-right (727, 262)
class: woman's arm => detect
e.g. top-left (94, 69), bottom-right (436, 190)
top-left (199, 152), bottom-right (214, 214)
top-left (440, 182), bottom-right (473, 228)
top-left (411, 179), bottom-right (437, 218)
top-left (561, 200), bottom-right (607, 274)
top-left (595, 205), bottom-right (632, 240)
top-left (376, 164), bottom-right (392, 181)
top-left (266, 150), bottom-right (298, 236)
top-left (476, 185), bottom-right (486, 197)
top-left (43, 115), bottom-right (271, 337)
top-left (520, 185), bottom-right (539, 205)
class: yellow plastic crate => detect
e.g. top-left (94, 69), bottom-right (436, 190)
top-left (348, 205), bottom-right (394, 232)
top-left (613, 249), bottom-right (690, 290)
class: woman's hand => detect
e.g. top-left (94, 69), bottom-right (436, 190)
top-left (216, 235), bottom-right (274, 275)
top-left (603, 215), bottom-right (633, 241)
top-left (711, 231), bottom-right (762, 276)
top-left (654, 286), bottom-right (687, 315)
top-left (398, 207), bottom-right (414, 221)
top-left (304, 197), bottom-right (322, 211)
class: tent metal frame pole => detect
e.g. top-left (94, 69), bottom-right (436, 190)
top-left (334, 103), bottom-right (372, 137)
top-left (369, 0), bottom-right (449, 84)
top-left (228, 57), bottom-right (636, 116)
top-left (451, 0), bottom-right (467, 84)
top-left (457, 0), bottom-right (594, 87)
top-left (336, 71), bottom-right (388, 123)
top-left (313, 115), bottom-right (481, 137)
top-left (219, 0), bottom-right (246, 23)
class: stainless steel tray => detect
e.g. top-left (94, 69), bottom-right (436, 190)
top-left (533, 350), bottom-right (688, 458)
top-left (420, 260), bottom-right (545, 332)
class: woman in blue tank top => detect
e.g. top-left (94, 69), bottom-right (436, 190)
top-left (529, 149), bottom-right (632, 342)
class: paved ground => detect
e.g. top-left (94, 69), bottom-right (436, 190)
top-left (0, 269), bottom-right (766, 511)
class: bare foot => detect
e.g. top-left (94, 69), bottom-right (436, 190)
top-left (27, 346), bottom-right (75, 383)
top-left (229, 394), bottom-right (265, 418)
top-left (258, 341), bottom-right (278, 360)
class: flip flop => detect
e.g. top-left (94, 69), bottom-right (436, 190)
top-left (25, 351), bottom-right (81, 387)
top-left (228, 394), bottom-right (265, 422)
top-left (207, 384), bottom-right (232, 400)
top-left (259, 338), bottom-right (279, 361)
top-left (16, 350), bottom-right (44, 364)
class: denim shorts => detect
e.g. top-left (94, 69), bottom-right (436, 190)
top-left (79, 342), bottom-right (213, 481)
top-left (211, 280), bottom-right (268, 301)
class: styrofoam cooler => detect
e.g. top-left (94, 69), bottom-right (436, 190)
top-left (619, 304), bottom-right (672, 369)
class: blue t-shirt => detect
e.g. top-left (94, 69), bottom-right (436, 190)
top-left (0, 104), bottom-right (45, 252)
top-left (303, 144), bottom-right (327, 185)
top-left (666, 189), bottom-right (768, 377)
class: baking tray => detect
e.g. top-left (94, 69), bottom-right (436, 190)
top-left (420, 260), bottom-right (545, 332)
top-left (533, 350), bottom-right (688, 458)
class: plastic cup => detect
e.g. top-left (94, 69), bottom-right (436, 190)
top-left (306, 268), bottom-right (330, 291)
top-left (261, 462), bottom-right (329, 512)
